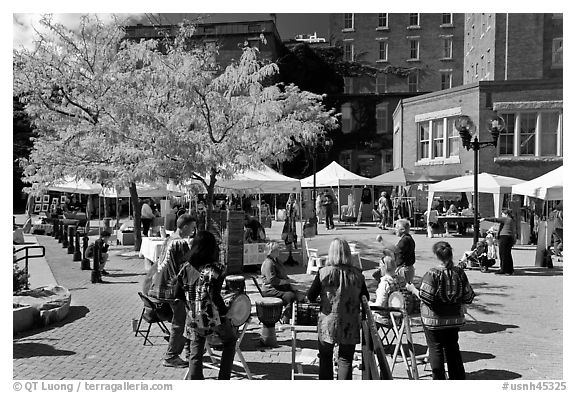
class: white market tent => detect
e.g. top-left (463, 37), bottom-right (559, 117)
top-left (215, 165), bottom-right (301, 194)
top-left (101, 183), bottom-right (184, 198)
top-left (427, 172), bottom-right (524, 219)
top-left (47, 177), bottom-right (102, 195)
top-left (371, 167), bottom-right (454, 186)
top-left (511, 166), bottom-right (563, 201)
top-left (300, 161), bottom-right (381, 187)
top-left (301, 161), bottom-right (382, 220)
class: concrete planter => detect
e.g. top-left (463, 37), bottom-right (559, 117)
top-left (13, 285), bottom-right (72, 332)
top-left (13, 305), bottom-right (35, 333)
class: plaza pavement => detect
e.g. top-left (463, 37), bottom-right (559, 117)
top-left (13, 216), bottom-right (563, 380)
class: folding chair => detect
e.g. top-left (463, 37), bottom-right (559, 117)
top-left (306, 248), bottom-right (325, 275)
top-left (135, 292), bottom-right (170, 346)
top-left (369, 291), bottom-right (419, 380)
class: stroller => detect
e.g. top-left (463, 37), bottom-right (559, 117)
top-left (458, 230), bottom-right (498, 273)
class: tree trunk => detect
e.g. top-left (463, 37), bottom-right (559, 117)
top-left (205, 172), bottom-right (217, 232)
top-left (129, 182), bottom-right (142, 252)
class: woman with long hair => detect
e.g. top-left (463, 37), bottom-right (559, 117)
top-left (481, 208), bottom-right (516, 275)
top-left (177, 231), bottom-right (237, 380)
top-left (307, 238), bottom-right (369, 379)
top-left (406, 241), bottom-right (475, 379)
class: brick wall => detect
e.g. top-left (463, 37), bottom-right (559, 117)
top-left (329, 13), bottom-right (464, 93)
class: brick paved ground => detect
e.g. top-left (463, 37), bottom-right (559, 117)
top-left (13, 219), bottom-right (564, 380)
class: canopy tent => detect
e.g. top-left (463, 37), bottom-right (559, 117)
top-left (215, 165), bottom-right (301, 194)
top-left (46, 177), bottom-right (102, 194)
top-left (101, 183), bottom-right (184, 198)
top-left (511, 166), bottom-right (563, 201)
top-left (427, 172), bottom-right (524, 219)
top-left (300, 161), bottom-right (381, 187)
top-left (371, 168), bottom-right (453, 186)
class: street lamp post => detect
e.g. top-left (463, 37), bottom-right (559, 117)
top-left (455, 113), bottom-right (505, 247)
top-left (311, 137), bottom-right (333, 235)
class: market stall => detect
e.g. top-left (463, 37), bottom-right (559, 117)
top-left (300, 161), bottom-right (381, 222)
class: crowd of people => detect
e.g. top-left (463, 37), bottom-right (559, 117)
top-left (131, 205), bottom-right (485, 380)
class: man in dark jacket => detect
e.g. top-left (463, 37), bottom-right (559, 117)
top-left (394, 218), bottom-right (416, 284)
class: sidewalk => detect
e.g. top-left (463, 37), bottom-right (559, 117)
top-left (13, 218), bottom-right (563, 380)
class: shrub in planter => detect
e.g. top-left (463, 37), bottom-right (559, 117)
top-left (13, 263), bottom-right (29, 294)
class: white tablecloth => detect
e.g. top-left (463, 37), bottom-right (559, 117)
top-left (139, 237), bottom-right (165, 269)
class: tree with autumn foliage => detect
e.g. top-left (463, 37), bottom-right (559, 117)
top-left (14, 15), bottom-right (338, 249)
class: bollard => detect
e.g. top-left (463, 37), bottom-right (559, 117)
top-left (57, 222), bottom-right (64, 243)
top-left (81, 236), bottom-right (91, 270)
top-left (91, 239), bottom-right (103, 283)
top-left (53, 220), bottom-right (60, 240)
top-left (73, 231), bottom-right (82, 261)
top-left (67, 226), bottom-right (76, 254)
top-left (62, 225), bottom-right (69, 248)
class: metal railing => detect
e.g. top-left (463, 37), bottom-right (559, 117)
top-left (13, 245), bottom-right (46, 290)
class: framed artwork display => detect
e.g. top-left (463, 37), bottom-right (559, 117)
top-left (34, 204), bottom-right (41, 213)
top-left (60, 196), bottom-right (67, 204)
top-left (41, 204), bottom-right (49, 212)
top-left (50, 204), bottom-right (56, 212)
top-left (52, 198), bottom-right (58, 205)
top-left (35, 196), bottom-right (42, 203)
top-left (42, 195), bottom-right (50, 203)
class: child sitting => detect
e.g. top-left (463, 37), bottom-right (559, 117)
top-left (371, 248), bottom-right (400, 325)
top-left (458, 235), bottom-right (497, 273)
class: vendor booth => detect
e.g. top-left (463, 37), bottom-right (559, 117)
top-left (300, 161), bottom-right (381, 223)
top-left (511, 166), bottom-right (563, 266)
top-left (426, 173), bottom-right (523, 235)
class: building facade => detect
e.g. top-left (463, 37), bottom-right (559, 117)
top-left (328, 13), bottom-right (465, 93)
top-left (124, 20), bottom-right (286, 66)
top-left (463, 13), bottom-right (563, 83)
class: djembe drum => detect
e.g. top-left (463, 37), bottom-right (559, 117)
top-left (255, 297), bottom-right (284, 347)
top-left (225, 275), bottom-right (246, 294)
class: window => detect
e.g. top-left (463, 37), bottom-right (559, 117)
top-left (409, 13), bottom-right (419, 27)
top-left (540, 112), bottom-right (559, 156)
top-left (343, 77), bottom-right (353, 94)
top-left (409, 39), bottom-right (419, 60)
top-left (344, 13), bottom-right (354, 30)
top-left (340, 150), bottom-right (353, 170)
top-left (442, 37), bottom-right (452, 58)
top-left (552, 38), bottom-right (563, 68)
top-left (441, 72), bottom-right (452, 89)
top-left (408, 73), bottom-right (418, 92)
top-left (447, 117), bottom-right (460, 157)
top-left (247, 38), bottom-right (261, 49)
top-left (376, 105), bottom-right (389, 134)
top-left (344, 42), bottom-right (354, 61)
top-left (378, 13), bottom-right (388, 28)
top-left (341, 103), bottom-right (353, 133)
top-left (418, 121), bottom-right (430, 160)
top-left (519, 113), bottom-right (537, 155)
top-left (432, 119), bottom-right (444, 158)
top-left (499, 113), bottom-right (516, 155)
top-left (442, 13), bottom-right (452, 25)
top-left (499, 111), bottom-right (562, 157)
top-left (376, 74), bottom-right (387, 93)
top-left (378, 41), bottom-right (388, 61)
top-left (441, 38), bottom-right (452, 59)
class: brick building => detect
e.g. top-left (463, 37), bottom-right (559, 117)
top-left (464, 13), bottom-right (563, 83)
top-left (328, 13), bottom-right (465, 93)
top-left (123, 20), bottom-right (286, 66)
top-left (392, 13), bottom-right (563, 216)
